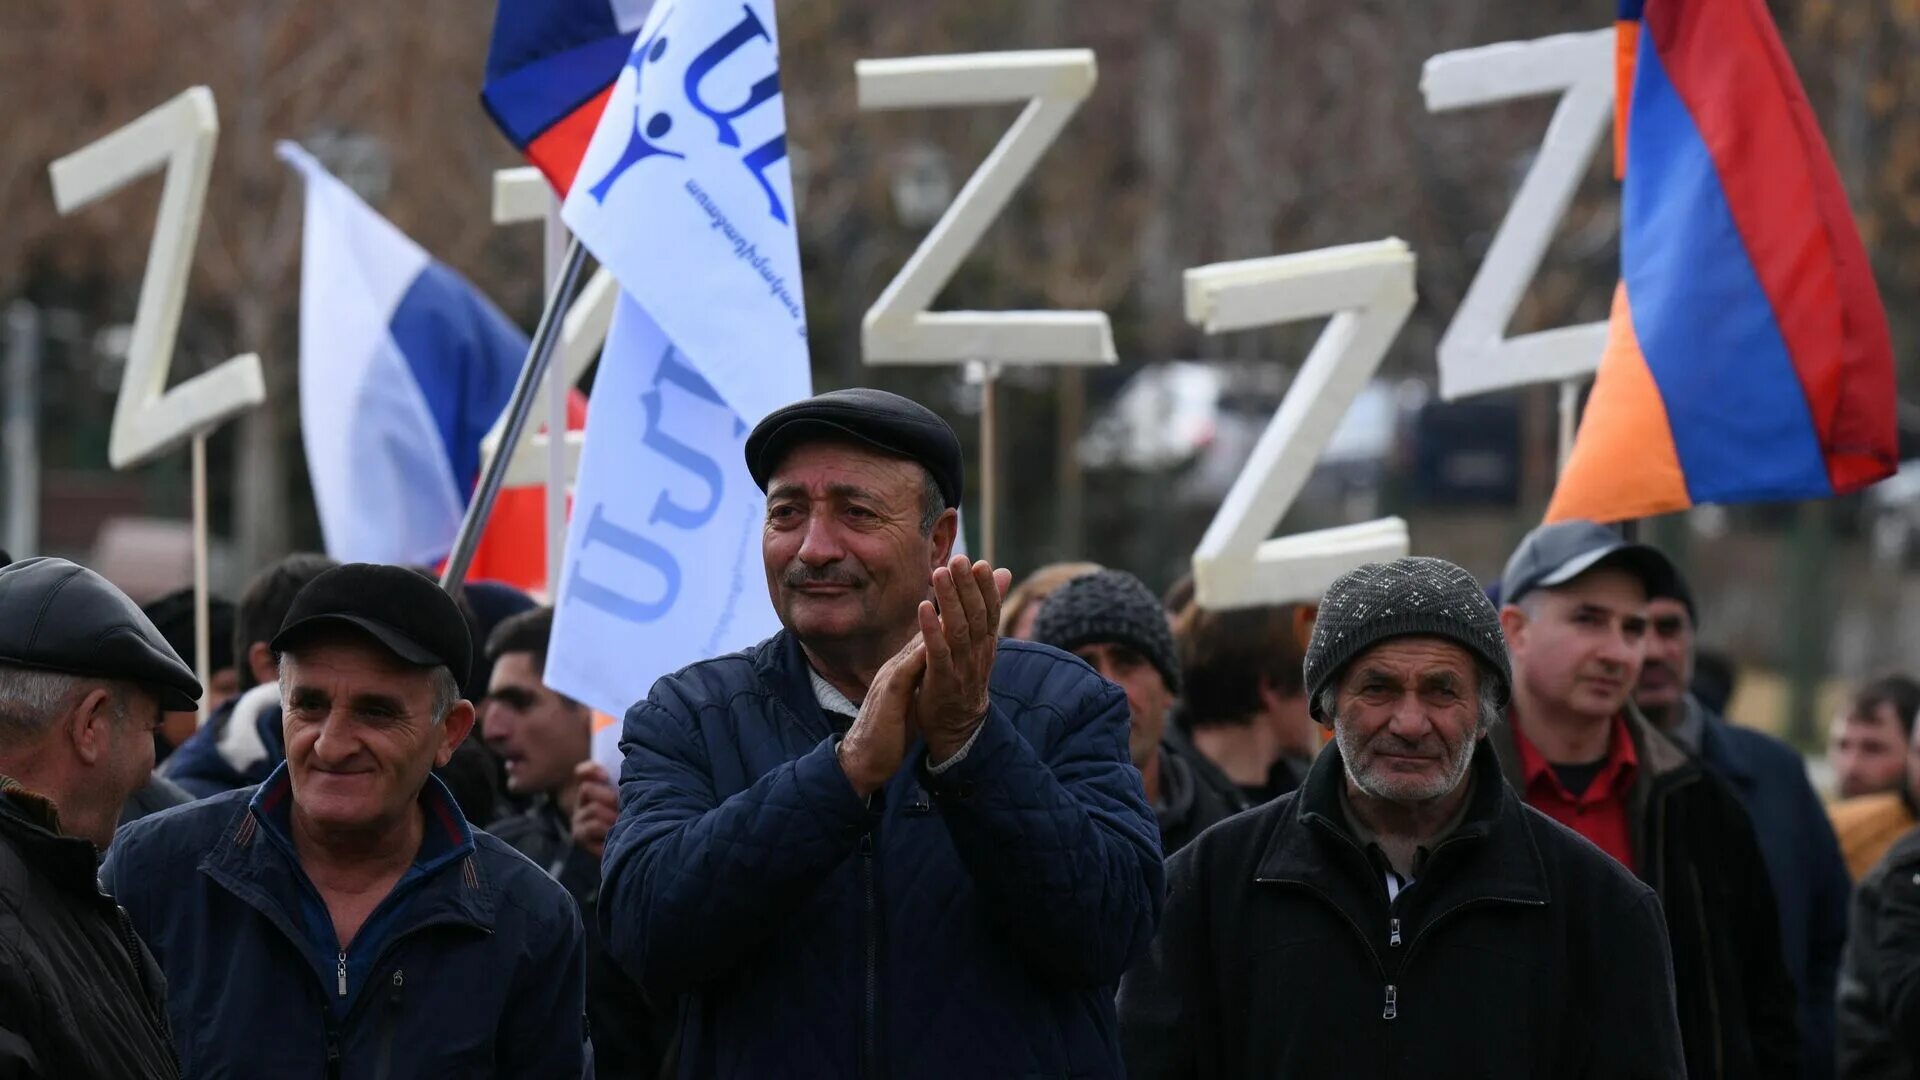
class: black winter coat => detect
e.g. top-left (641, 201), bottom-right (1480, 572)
top-left (0, 777), bottom-right (176, 1079)
top-left (1156, 729), bottom-right (1248, 856)
top-left (1118, 739), bottom-right (1688, 1079)
top-left (1492, 711), bottom-right (1802, 1080)
top-left (1836, 824), bottom-right (1920, 1078)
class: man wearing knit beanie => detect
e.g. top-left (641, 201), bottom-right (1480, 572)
top-left (1121, 556), bottom-right (1684, 1078)
top-left (1033, 570), bottom-right (1246, 855)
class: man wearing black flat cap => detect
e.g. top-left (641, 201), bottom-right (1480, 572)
top-left (599, 387), bottom-right (1162, 1078)
top-left (1493, 519), bottom-right (1798, 1080)
top-left (103, 563), bottom-right (590, 1078)
top-left (0, 557), bottom-right (194, 1078)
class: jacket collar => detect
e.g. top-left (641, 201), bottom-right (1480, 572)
top-left (1689, 697), bottom-right (1755, 785)
top-left (200, 763), bottom-right (495, 942)
top-left (1491, 702), bottom-right (1694, 792)
top-left (756, 629), bottom-right (846, 742)
top-left (1257, 739), bottom-right (1550, 910)
top-left (0, 773), bottom-right (106, 899)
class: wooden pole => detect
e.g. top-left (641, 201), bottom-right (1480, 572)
top-left (979, 361), bottom-right (999, 566)
top-left (1556, 378), bottom-right (1579, 474)
top-left (190, 431), bottom-right (212, 726)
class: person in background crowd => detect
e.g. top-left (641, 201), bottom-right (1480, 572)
top-left (162, 553), bottom-right (336, 796)
top-left (599, 388), bottom-right (1161, 1077)
top-left (1636, 564), bottom-right (1850, 1080)
top-left (1830, 679), bottom-right (1920, 881)
top-left (1171, 599), bottom-right (1320, 802)
top-left (1031, 569), bottom-right (1247, 855)
top-left (0, 558), bottom-right (201, 1078)
top-left (998, 560), bottom-right (1101, 639)
top-left (1119, 557), bottom-right (1685, 1078)
top-left (140, 588), bottom-right (239, 757)
top-left (482, 606), bottom-right (663, 1080)
top-left (1830, 677), bottom-right (1920, 801)
top-left (103, 564), bottom-right (588, 1076)
top-left (1835, 711), bottom-right (1920, 1077)
top-left (1495, 519), bottom-right (1798, 1080)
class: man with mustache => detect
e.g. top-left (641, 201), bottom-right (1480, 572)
top-left (597, 388), bottom-right (1161, 1078)
top-left (1634, 566), bottom-right (1850, 1080)
top-left (1118, 557), bottom-right (1684, 1077)
top-left (1495, 520), bottom-right (1798, 1080)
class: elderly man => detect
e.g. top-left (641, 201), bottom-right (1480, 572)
top-left (1118, 557), bottom-right (1684, 1077)
top-left (0, 558), bottom-right (199, 1078)
top-left (1031, 568), bottom-right (1246, 854)
top-left (600, 388), bottom-right (1162, 1078)
top-left (103, 564), bottom-right (588, 1077)
top-left (1497, 520), bottom-right (1797, 1079)
top-left (1635, 563), bottom-right (1851, 1079)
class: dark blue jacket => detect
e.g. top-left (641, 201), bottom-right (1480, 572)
top-left (1694, 702), bottom-right (1851, 1080)
top-left (602, 631), bottom-right (1164, 1079)
top-left (160, 683), bottom-right (284, 798)
top-left (102, 767), bottom-right (589, 1078)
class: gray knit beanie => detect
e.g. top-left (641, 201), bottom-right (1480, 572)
top-left (1030, 569), bottom-right (1180, 694)
top-left (1304, 556), bottom-right (1511, 722)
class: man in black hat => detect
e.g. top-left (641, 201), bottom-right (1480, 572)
top-left (1118, 556), bottom-right (1684, 1078)
top-left (598, 387), bottom-right (1162, 1078)
top-left (0, 557), bottom-right (196, 1078)
top-left (1031, 568), bottom-right (1247, 855)
top-left (1495, 519), bottom-right (1798, 1080)
top-left (102, 563), bottom-right (589, 1077)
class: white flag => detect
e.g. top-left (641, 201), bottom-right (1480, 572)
top-left (551, 0), bottom-right (811, 737)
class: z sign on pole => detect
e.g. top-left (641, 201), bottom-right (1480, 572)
top-left (1185, 240), bottom-right (1416, 610)
top-left (1421, 30), bottom-right (1614, 402)
top-left (48, 87), bottom-right (266, 466)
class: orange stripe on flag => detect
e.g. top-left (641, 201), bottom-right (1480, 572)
top-left (591, 710), bottom-right (619, 735)
top-left (1546, 284), bottom-right (1690, 524)
top-left (1614, 20), bottom-right (1640, 182)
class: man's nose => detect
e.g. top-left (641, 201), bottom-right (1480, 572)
top-left (795, 512), bottom-right (847, 566)
top-left (1386, 692), bottom-right (1431, 736)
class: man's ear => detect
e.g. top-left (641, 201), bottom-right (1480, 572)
top-left (65, 687), bottom-right (119, 767)
top-left (248, 642), bottom-right (277, 688)
top-left (435, 700), bottom-right (477, 768)
top-left (929, 508), bottom-right (959, 568)
top-left (1498, 604), bottom-right (1527, 651)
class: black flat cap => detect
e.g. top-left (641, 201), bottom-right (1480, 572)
top-left (271, 564), bottom-right (472, 687)
top-left (1501, 520), bottom-right (1679, 607)
top-left (0, 558), bottom-right (202, 712)
top-left (746, 388), bottom-right (964, 510)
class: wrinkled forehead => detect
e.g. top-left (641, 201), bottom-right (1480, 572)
top-left (280, 626), bottom-right (429, 687)
top-left (1344, 635), bottom-right (1479, 683)
top-left (766, 439), bottom-right (926, 500)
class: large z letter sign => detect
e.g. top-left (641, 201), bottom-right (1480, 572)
top-left (856, 50), bottom-right (1116, 365)
top-left (1186, 240), bottom-right (1416, 609)
top-left (48, 87), bottom-right (265, 468)
top-left (1422, 29), bottom-right (1613, 400)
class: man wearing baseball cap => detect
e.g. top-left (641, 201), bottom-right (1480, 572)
top-left (599, 387), bottom-right (1161, 1078)
top-left (1119, 556), bottom-right (1683, 1077)
top-left (103, 563), bottom-right (589, 1077)
top-left (1493, 519), bottom-right (1797, 1080)
top-left (0, 557), bottom-right (198, 1078)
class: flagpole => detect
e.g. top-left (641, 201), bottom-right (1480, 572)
top-left (190, 430), bottom-right (211, 726)
top-left (975, 360), bottom-right (998, 566)
top-left (1556, 378), bottom-right (1579, 474)
top-left (442, 237), bottom-right (590, 595)
top-left (542, 196), bottom-right (570, 601)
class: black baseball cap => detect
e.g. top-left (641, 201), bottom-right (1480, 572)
top-left (0, 558), bottom-right (202, 712)
top-left (746, 388), bottom-right (964, 510)
top-left (271, 564), bottom-right (472, 687)
top-left (1500, 520), bottom-right (1679, 607)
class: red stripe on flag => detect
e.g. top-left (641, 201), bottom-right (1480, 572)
top-left (528, 86), bottom-right (617, 196)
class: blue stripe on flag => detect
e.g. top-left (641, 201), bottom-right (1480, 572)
top-left (387, 261), bottom-right (528, 496)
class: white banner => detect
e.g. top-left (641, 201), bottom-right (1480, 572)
top-left (550, 295), bottom-right (781, 738)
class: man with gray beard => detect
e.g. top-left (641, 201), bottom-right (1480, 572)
top-left (1118, 556), bottom-right (1685, 1079)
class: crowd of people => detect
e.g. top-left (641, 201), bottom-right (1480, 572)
top-left (4, 386), bottom-right (1920, 1077)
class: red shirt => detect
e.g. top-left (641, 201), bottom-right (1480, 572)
top-left (1510, 712), bottom-right (1639, 873)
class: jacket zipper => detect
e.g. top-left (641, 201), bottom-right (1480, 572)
top-left (1388, 917), bottom-right (1401, 947)
top-left (373, 968), bottom-right (404, 1080)
top-left (860, 792), bottom-right (882, 1079)
top-left (1382, 984), bottom-right (1398, 1020)
top-left (324, 1010), bottom-right (342, 1080)
top-left (336, 948), bottom-right (348, 997)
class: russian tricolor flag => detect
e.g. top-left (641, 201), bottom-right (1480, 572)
top-left (1547, 0), bottom-right (1897, 523)
top-left (280, 143), bottom-right (581, 585)
top-left (481, 0), bottom-right (652, 194)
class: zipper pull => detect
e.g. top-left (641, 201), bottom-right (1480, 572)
top-left (336, 950), bottom-right (348, 997)
top-left (1389, 917), bottom-right (1402, 947)
top-left (858, 831), bottom-right (874, 856)
top-left (1382, 984), bottom-right (1398, 1020)
top-left (390, 969), bottom-right (404, 1005)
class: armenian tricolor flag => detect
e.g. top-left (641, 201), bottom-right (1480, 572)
top-left (1546, 0), bottom-right (1897, 523)
top-left (481, 1), bottom-right (650, 194)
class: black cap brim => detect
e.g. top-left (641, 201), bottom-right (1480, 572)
top-left (1531, 543), bottom-right (1678, 601)
top-left (271, 613), bottom-right (442, 668)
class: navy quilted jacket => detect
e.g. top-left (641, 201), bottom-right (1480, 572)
top-left (601, 631), bottom-right (1164, 1079)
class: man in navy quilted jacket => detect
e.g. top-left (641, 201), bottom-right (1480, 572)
top-left (600, 387), bottom-right (1164, 1078)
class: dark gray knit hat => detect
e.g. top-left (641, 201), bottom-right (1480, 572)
top-left (1031, 569), bottom-right (1180, 694)
top-left (1304, 556), bottom-right (1511, 723)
